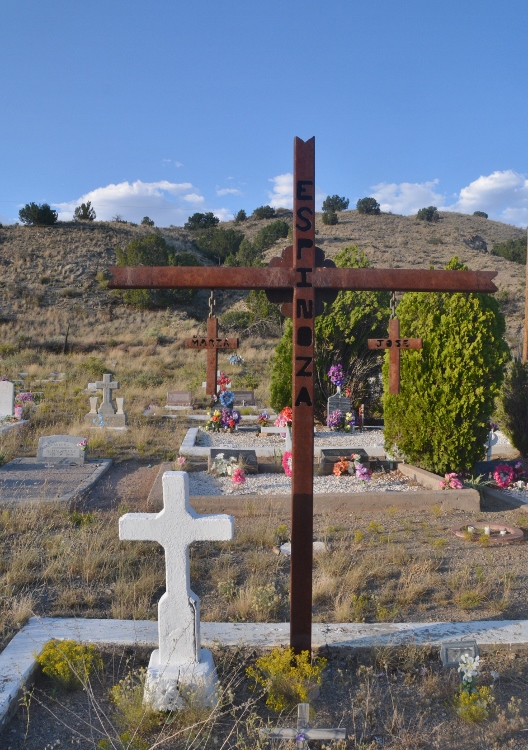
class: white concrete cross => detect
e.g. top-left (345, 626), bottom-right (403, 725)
top-left (119, 471), bottom-right (234, 669)
top-left (95, 373), bottom-right (119, 416)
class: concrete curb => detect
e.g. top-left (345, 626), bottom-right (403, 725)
top-left (481, 484), bottom-right (528, 513)
top-left (2, 616), bottom-right (528, 730)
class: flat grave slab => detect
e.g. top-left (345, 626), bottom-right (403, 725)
top-left (319, 448), bottom-right (370, 475)
top-left (233, 390), bottom-right (255, 406)
top-left (0, 458), bottom-right (112, 503)
top-left (208, 448), bottom-right (258, 474)
top-left (165, 390), bottom-right (193, 410)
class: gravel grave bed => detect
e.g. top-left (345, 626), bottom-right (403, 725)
top-left (188, 469), bottom-right (419, 495)
top-left (196, 426), bottom-right (387, 449)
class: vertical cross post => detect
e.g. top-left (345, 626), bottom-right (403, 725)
top-left (291, 136), bottom-right (316, 652)
top-left (368, 317), bottom-right (422, 395)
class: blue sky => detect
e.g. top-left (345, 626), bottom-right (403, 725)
top-left (1, 1), bottom-right (528, 227)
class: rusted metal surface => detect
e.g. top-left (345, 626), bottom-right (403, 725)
top-left (108, 265), bottom-right (497, 293)
top-left (368, 318), bottom-right (423, 395)
top-left (523, 229), bottom-right (528, 362)
top-left (290, 136), bottom-right (316, 653)
top-left (185, 336), bottom-right (239, 350)
top-left (184, 316), bottom-right (239, 396)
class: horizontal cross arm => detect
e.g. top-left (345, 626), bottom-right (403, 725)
top-left (108, 266), bottom-right (497, 293)
top-left (262, 728), bottom-right (347, 740)
top-left (368, 338), bottom-right (422, 349)
top-left (185, 337), bottom-right (239, 349)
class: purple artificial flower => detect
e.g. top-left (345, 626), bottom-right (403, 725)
top-left (326, 409), bottom-right (343, 430)
top-left (328, 364), bottom-right (346, 388)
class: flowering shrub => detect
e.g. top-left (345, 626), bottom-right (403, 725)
top-left (328, 364), bottom-right (346, 388)
top-left (493, 463), bottom-right (515, 488)
top-left (275, 406), bottom-right (292, 427)
top-left (257, 411), bottom-right (270, 427)
top-left (439, 472), bottom-right (463, 490)
top-left (36, 639), bottom-right (102, 690)
top-left (282, 451), bottom-right (292, 477)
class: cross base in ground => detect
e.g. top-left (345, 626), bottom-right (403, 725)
top-left (145, 647), bottom-right (218, 711)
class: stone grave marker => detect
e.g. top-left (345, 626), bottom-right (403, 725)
top-left (36, 435), bottom-right (87, 465)
top-left (327, 393), bottom-right (351, 417)
top-left (0, 381), bottom-right (14, 419)
top-left (319, 448), bottom-right (370, 475)
top-left (119, 471), bottom-right (234, 709)
top-left (166, 390), bottom-right (193, 409)
top-left (85, 374), bottom-right (127, 427)
top-left (263, 702), bottom-right (346, 747)
top-left (208, 448), bottom-right (258, 474)
top-left (233, 390), bottom-right (255, 406)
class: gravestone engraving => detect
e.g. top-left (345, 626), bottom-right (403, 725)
top-left (0, 381), bottom-right (14, 418)
top-left (119, 471), bottom-right (234, 709)
top-left (166, 390), bottom-right (193, 409)
top-left (233, 390), bottom-right (256, 406)
top-left (327, 393), bottom-right (351, 416)
top-left (36, 435), bottom-right (86, 465)
top-left (208, 448), bottom-right (258, 474)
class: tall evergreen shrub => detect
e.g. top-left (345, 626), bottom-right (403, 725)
top-left (383, 257), bottom-right (510, 474)
top-left (498, 359), bottom-right (528, 456)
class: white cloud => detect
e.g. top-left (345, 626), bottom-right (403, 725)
top-left (371, 180), bottom-right (447, 215)
top-left (182, 193), bottom-right (205, 204)
top-left (162, 159), bottom-right (183, 167)
top-left (216, 187), bottom-right (242, 196)
top-left (212, 208), bottom-right (234, 222)
top-left (268, 173), bottom-right (293, 208)
top-left (53, 180), bottom-right (206, 225)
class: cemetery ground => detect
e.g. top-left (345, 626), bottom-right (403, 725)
top-left (2, 283), bottom-right (528, 745)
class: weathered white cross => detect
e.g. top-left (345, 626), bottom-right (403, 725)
top-left (119, 471), bottom-right (233, 708)
top-left (95, 373), bottom-right (119, 416)
top-left (262, 703), bottom-right (347, 748)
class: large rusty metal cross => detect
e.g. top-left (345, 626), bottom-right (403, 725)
top-left (368, 316), bottom-right (422, 395)
top-left (109, 137), bottom-right (497, 653)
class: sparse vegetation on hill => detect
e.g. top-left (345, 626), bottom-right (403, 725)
top-left (356, 197), bottom-right (380, 215)
top-left (417, 205), bottom-right (440, 222)
top-left (74, 201), bottom-right (96, 221)
top-left (491, 236), bottom-right (526, 265)
top-left (18, 202), bottom-right (58, 226)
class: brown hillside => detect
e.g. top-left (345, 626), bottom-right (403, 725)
top-left (0, 212), bottom-right (525, 351)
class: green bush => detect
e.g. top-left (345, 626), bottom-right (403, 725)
top-left (116, 235), bottom-right (201, 307)
top-left (194, 227), bottom-right (244, 264)
top-left (234, 209), bottom-right (247, 223)
top-left (221, 310), bottom-right (251, 331)
top-left (498, 359), bottom-right (528, 456)
top-left (224, 221), bottom-right (289, 267)
top-left (322, 210), bottom-right (338, 225)
top-left (356, 197), bottom-right (380, 215)
top-left (416, 205), bottom-right (439, 222)
top-left (78, 356), bottom-right (107, 380)
top-left (246, 289), bottom-right (284, 335)
top-left (252, 205), bottom-right (275, 220)
top-left (490, 237), bottom-right (526, 264)
top-left (73, 201), bottom-right (96, 221)
top-left (36, 640), bottom-right (102, 690)
top-left (473, 211), bottom-right (488, 219)
top-left (383, 257), bottom-right (510, 474)
top-left (184, 212), bottom-right (219, 230)
top-left (141, 216), bottom-right (155, 226)
top-left (322, 195), bottom-right (349, 212)
top-left (270, 246), bottom-right (390, 418)
top-left (18, 202), bottom-right (58, 226)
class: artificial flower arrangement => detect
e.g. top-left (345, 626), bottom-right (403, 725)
top-left (326, 409), bottom-right (356, 432)
top-left (332, 453), bottom-right (372, 481)
top-left (282, 451), bottom-right (292, 477)
top-left (328, 364), bottom-right (346, 391)
top-left (210, 453), bottom-right (246, 484)
top-left (274, 406), bottom-right (292, 428)
top-left (257, 411), bottom-right (270, 427)
top-left (493, 462), bottom-right (525, 489)
top-left (77, 438), bottom-right (88, 453)
top-left (204, 407), bottom-right (241, 432)
top-left (439, 472), bottom-right (464, 490)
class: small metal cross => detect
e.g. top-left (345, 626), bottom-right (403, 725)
top-left (262, 703), bottom-right (346, 748)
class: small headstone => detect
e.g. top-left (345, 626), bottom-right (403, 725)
top-left (166, 390), bottom-right (193, 409)
top-left (279, 541), bottom-right (326, 556)
top-left (235, 425), bottom-right (259, 433)
top-left (327, 393), bottom-right (351, 416)
top-left (36, 435), bottom-right (86, 465)
top-left (319, 448), bottom-right (370, 475)
top-left (87, 382), bottom-right (97, 392)
top-left (86, 374), bottom-right (127, 427)
top-left (208, 448), bottom-right (258, 474)
top-left (233, 390), bottom-right (255, 406)
top-left (0, 381), bottom-right (14, 418)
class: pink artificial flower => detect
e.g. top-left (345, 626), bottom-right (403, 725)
top-left (282, 451), bottom-right (292, 477)
top-left (493, 464), bottom-right (514, 489)
top-left (232, 467), bottom-right (246, 484)
top-left (176, 455), bottom-right (186, 466)
top-left (439, 472), bottom-right (463, 490)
